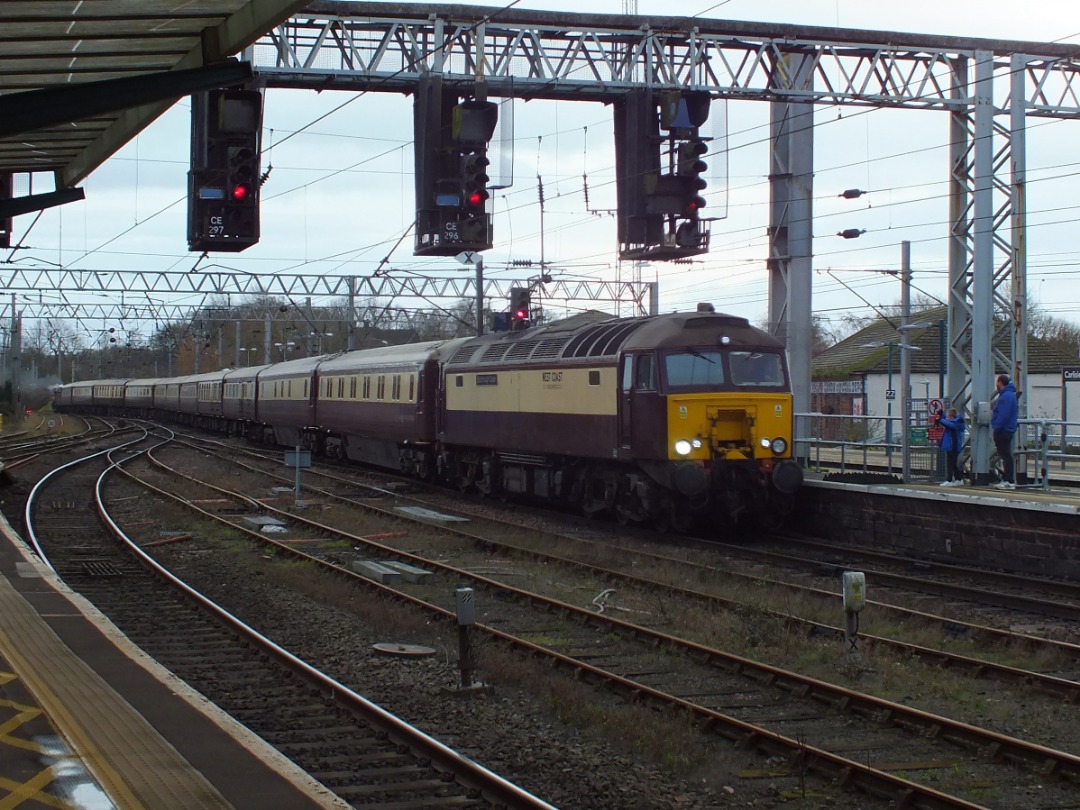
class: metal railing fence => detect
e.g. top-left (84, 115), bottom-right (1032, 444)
top-left (795, 413), bottom-right (1080, 489)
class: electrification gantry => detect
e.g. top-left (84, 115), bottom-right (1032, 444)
top-left (249, 1), bottom-right (1080, 478)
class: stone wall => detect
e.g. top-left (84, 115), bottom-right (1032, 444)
top-left (792, 481), bottom-right (1080, 580)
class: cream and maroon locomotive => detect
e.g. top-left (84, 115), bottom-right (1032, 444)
top-left (56, 304), bottom-right (802, 531)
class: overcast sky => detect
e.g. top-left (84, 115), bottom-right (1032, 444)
top-left (11, 0), bottom-right (1080, 342)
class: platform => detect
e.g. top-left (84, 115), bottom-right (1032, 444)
top-left (797, 473), bottom-right (1080, 579)
top-left (0, 510), bottom-right (348, 810)
top-left (807, 472), bottom-right (1080, 515)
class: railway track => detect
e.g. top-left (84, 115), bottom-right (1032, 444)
top-left (105, 436), bottom-right (1080, 809)
top-left (0, 415), bottom-right (124, 472)
top-left (163, 432), bottom-right (1080, 700)
top-left (22, 429), bottom-right (554, 810)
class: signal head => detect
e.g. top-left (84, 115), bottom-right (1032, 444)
top-left (232, 182), bottom-right (254, 201)
top-left (677, 139), bottom-right (709, 177)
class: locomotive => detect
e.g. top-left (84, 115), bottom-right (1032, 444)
top-left (55, 304), bottom-right (802, 531)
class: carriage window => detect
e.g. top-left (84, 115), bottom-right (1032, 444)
top-left (729, 352), bottom-right (785, 387)
top-left (621, 356), bottom-right (633, 392)
top-left (408, 375), bottom-right (415, 401)
top-left (665, 351), bottom-right (725, 387)
top-left (589, 370), bottom-right (601, 386)
top-left (392, 375), bottom-right (401, 400)
top-left (350, 377), bottom-right (358, 399)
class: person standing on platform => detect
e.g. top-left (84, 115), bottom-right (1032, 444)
top-left (991, 374), bottom-right (1019, 489)
top-left (936, 407), bottom-right (966, 486)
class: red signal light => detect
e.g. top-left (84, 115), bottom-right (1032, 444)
top-left (232, 183), bottom-right (253, 201)
top-left (514, 308), bottom-right (528, 320)
top-left (468, 191), bottom-right (484, 206)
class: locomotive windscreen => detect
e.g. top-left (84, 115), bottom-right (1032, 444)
top-left (729, 352), bottom-right (785, 386)
top-left (664, 351), bottom-right (724, 387)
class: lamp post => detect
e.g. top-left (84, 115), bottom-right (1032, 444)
top-left (274, 341), bottom-right (296, 362)
top-left (238, 347), bottom-right (257, 366)
top-left (309, 331), bottom-right (334, 355)
top-left (862, 339), bottom-right (921, 476)
top-left (887, 343), bottom-right (894, 456)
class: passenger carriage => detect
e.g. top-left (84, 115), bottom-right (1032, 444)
top-left (91, 379), bottom-right (130, 416)
top-left (222, 364), bottom-right (268, 438)
top-left (123, 378), bottom-right (162, 418)
top-left (254, 356), bottom-right (325, 447)
top-left (314, 340), bottom-right (468, 475)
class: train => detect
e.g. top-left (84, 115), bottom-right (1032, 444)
top-left (54, 304), bottom-right (803, 532)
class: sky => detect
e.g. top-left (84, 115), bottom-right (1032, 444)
top-left (9, 0), bottom-right (1080, 347)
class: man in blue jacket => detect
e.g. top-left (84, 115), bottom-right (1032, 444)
top-left (991, 374), bottom-right (1019, 489)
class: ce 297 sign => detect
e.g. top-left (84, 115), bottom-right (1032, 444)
top-left (207, 212), bottom-right (227, 238)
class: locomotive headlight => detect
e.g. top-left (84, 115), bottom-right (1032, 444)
top-left (771, 437), bottom-right (788, 455)
top-left (759, 437), bottom-right (771, 449)
top-left (674, 439), bottom-right (693, 456)
top-left (691, 438), bottom-right (702, 449)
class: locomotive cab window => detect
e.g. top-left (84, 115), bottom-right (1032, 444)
top-left (620, 357), bottom-right (633, 392)
top-left (730, 352), bottom-right (785, 387)
top-left (634, 354), bottom-right (656, 390)
top-left (664, 350), bottom-right (724, 388)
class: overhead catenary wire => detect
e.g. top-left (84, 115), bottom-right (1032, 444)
top-left (13, 6), bottom-right (1080, 337)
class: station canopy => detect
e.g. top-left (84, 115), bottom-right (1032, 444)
top-left (0, 0), bottom-right (308, 194)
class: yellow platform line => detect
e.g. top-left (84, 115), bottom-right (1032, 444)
top-left (0, 768), bottom-right (72, 810)
top-left (0, 616), bottom-right (144, 810)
